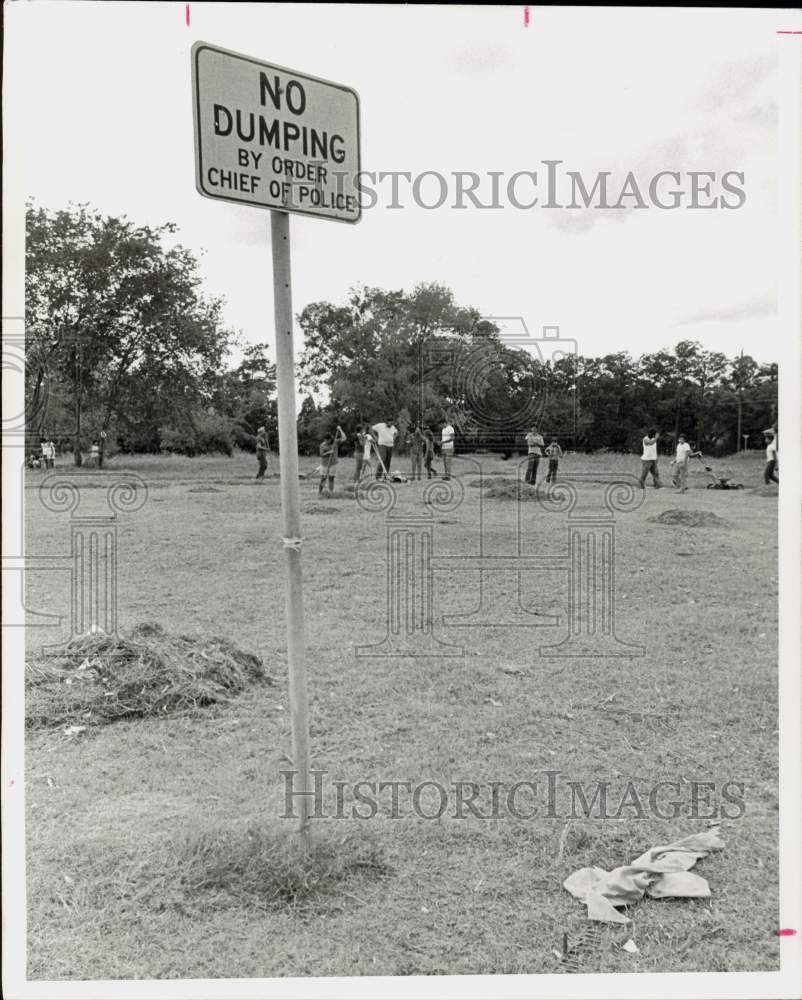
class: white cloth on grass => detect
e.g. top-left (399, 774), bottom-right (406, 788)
top-left (563, 826), bottom-right (724, 924)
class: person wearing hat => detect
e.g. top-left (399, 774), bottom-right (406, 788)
top-left (255, 426), bottom-right (270, 479)
top-left (763, 429), bottom-right (779, 485)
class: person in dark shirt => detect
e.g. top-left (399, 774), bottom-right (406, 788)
top-left (319, 425), bottom-right (346, 495)
top-left (545, 440), bottom-right (563, 482)
top-left (406, 424), bottom-right (425, 481)
top-left (255, 426), bottom-right (270, 479)
top-left (423, 428), bottom-right (436, 479)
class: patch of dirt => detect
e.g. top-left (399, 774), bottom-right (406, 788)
top-left (649, 509), bottom-right (730, 527)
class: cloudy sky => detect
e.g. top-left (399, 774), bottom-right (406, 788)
top-left (5, 3), bottom-right (796, 367)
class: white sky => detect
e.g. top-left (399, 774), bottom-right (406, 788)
top-left (5, 3), bottom-right (792, 366)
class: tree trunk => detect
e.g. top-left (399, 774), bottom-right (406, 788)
top-left (673, 386), bottom-right (682, 443)
top-left (73, 374), bottom-right (83, 466)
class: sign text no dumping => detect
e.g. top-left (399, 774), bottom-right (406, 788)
top-left (192, 41), bottom-right (361, 222)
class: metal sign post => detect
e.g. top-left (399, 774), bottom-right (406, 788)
top-left (192, 41), bottom-right (361, 847)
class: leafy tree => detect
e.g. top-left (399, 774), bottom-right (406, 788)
top-left (212, 342), bottom-right (277, 450)
top-left (25, 202), bottom-right (232, 464)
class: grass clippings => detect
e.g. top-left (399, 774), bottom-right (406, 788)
top-left (751, 484), bottom-right (779, 498)
top-left (23, 449), bottom-right (779, 979)
top-left (303, 502), bottom-right (343, 514)
top-left (25, 623), bottom-right (269, 730)
top-left (187, 486), bottom-right (225, 493)
top-left (482, 479), bottom-right (540, 501)
top-left (467, 473), bottom-right (510, 487)
top-left (649, 509), bottom-right (730, 528)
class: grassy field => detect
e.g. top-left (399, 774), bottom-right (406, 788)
top-left (24, 449), bottom-right (779, 979)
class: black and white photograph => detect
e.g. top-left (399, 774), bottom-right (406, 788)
top-left (2, 4), bottom-right (801, 998)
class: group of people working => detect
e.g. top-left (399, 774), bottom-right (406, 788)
top-left (638, 427), bottom-right (779, 490)
top-left (523, 428), bottom-right (564, 485)
top-left (316, 419), bottom-right (456, 495)
top-left (255, 420), bottom-right (780, 496)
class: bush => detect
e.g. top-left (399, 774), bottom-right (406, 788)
top-left (160, 412), bottom-right (235, 456)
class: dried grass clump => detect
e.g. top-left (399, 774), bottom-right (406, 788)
top-left (482, 479), bottom-right (540, 501)
top-left (302, 502), bottom-right (344, 514)
top-left (649, 509), bottom-right (730, 527)
top-left (25, 623), bottom-right (269, 729)
top-left (467, 473), bottom-right (512, 487)
top-left (171, 826), bottom-right (389, 911)
top-left (67, 827), bottom-right (390, 916)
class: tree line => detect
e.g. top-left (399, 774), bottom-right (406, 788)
top-left (295, 286), bottom-right (776, 457)
top-left (25, 204), bottom-right (776, 463)
top-left (25, 203), bottom-right (276, 465)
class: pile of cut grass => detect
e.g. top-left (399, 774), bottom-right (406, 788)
top-left (25, 623), bottom-right (269, 730)
top-left (649, 509), bottom-right (730, 528)
top-left (302, 502), bottom-right (344, 514)
top-left (482, 479), bottom-right (540, 501)
top-left (61, 826), bottom-right (390, 916)
top-left (751, 484), bottom-right (779, 497)
top-left (467, 473), bottom-right (512, 487)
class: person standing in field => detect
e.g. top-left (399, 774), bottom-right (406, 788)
top-left (371, 418), bottom-right (398, 480)
top-left (353, 424), bottom-right (367, 483)
top-left (638, 428), bottom-right (662, 489)
top-left (545, 439), bottom-right (563, 483)
top-left (672, 435), bottom-right (701, 492)
top-left (440, 419), bottom-right (455, 480)
top-left (524, 426), bottom-right (545, 484)
top-left (423, 427), bottom-right (436, 479)
top-left (319, 425), bottom-right (346, 495)
top-left (255, 425), bottom-right (270, 479)
top-left (763, 430), bottom-right (779, 484)
top-left (354, 424), bottom-right (375, 483)
top-left (406, 423), bottom-right (425, 481)
top-left (46, 439), bottom-right (56, 468)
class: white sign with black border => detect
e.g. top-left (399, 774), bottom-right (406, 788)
top-left (192, 41), bottom-right (361, 223)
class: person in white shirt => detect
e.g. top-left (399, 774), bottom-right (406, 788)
top-left (638, 428), bottom-right (662, 489)
top-left (763, 431), bottom-right (779, 484)
top-left (524, 427), bottom-right (545, 484)
top-left (440, 421), bottom-right (455, 480)
top-left (371, 419), bottom-right (398, 480)
top-left (672, 435), bottom-right (701, 492)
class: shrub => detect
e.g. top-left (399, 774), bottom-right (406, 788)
top-left (160, 412), bottom-right (235, 456)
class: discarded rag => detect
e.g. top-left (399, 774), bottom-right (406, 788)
top-left (563, 826), bottom-right (724, 923)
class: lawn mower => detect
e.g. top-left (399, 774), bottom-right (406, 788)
top-left (693, 454), bottom-right (743, 490)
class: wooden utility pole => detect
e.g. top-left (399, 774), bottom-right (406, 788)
top-left (271, 210), bottom-right (311, 851)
